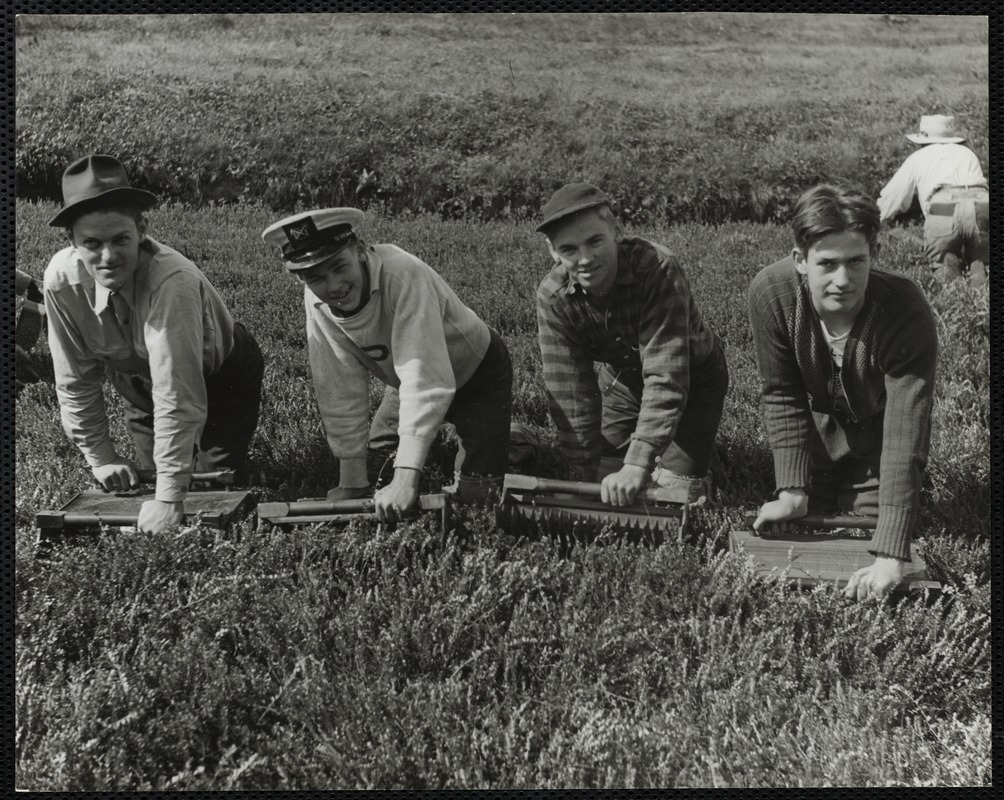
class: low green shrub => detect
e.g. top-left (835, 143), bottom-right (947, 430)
top-left (16, 15), bottom-right (987, 226)
top-left (16, 76), bottom-right (987, 226)
top-left (15, 517), bottom-right (990, 789)
top-left (15, 201), bottom-right (990, 788)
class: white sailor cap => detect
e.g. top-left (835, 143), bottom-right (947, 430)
top-left (262, 207), bottom-right (365, 271)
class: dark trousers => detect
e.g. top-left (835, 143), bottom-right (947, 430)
top-left (597, 337), bottom-right (729, 479)
top-left (368, 327), bottom-right (513, 478)
top-left (110, 321), bottom-right (265, 482)
top-left (805, 411), bottom-right (885, 516)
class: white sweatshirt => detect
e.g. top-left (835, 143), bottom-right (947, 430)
top-left (306, 243), bottom-right (490, 470)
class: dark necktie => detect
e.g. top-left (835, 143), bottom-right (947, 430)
top-left (109, 292), bottom-right (131, 326)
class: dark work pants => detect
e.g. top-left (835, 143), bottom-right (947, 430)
top-left (368, 327), bottom-right (513, 478)
top-left (111, 321), bottom-right (265, 482)
top-left (597, 337), bottom-right (730, 479)
top-left (805, 411), bottom-right (885, 517)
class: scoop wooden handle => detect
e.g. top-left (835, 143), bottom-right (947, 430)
top-left (135, 469), bottom-right (236, 486)
top-left (744, 513), bottom-right (878, 531)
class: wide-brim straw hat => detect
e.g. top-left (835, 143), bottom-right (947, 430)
top-left (905, 114), bottom-right (966, 145)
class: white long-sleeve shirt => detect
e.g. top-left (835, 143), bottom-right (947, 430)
top-left (44, 238), bottom-right (235, 502)
top-left (306, 243), bottom-right (490, 471)
top-left (877, 143), bottom-right (987, 222)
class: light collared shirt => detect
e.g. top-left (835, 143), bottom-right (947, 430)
top-left (877, 143), bottom-right (988, 222)
top-left (306, 244), bottom-right (490, 471)
top-left (44, 237), bottom-right (235, 501)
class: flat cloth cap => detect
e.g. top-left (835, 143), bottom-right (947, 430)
top-left (262, 207), bottom-right (365, 271)
top-left (536, 183), bottom-right (612, 233)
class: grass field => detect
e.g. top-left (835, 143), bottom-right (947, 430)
top-left (14, 12), bottom-right (991, 791)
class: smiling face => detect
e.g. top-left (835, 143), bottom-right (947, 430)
top-left (793, 229), bottom-right (875, 326)
top-left (296, 242), bottom-right (368, 311)
top-left (545, 206), bottom-right (623, 296)
top-left (70, 209), bottom-right (147, 292)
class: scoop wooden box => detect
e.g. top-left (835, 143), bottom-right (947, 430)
top-left (730, 514), bottom-right (940, 590)
top-left (35, 470), bottom-right (255, 550)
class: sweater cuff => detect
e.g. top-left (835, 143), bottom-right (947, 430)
top-left (156, 474), bottom-right (190, 503)
top-left (394, 434), bottom-right (433, 471)
top-left (774, 448), bottom-right (812, 494)
top-left (624, 439), bottom-right (660, 471)
top-left (868, 505), bottom-right (915, 562)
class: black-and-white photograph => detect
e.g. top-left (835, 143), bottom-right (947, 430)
top-left (13, 9), bottom-right (990, 790)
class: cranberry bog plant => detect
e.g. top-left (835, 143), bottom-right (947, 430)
top-left (16, 13), bottom-right (987, 224)
top-left (14, 11), bottom-right (990, 790)
top-left (14, 200), bottom-right (990, 789)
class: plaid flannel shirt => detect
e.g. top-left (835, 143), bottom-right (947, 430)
top-left (536, 235), bottom-right (718, 477)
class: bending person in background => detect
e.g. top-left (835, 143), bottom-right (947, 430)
top-left (535, 182), bottom-right (729, 507)
top-left (44, 154), bottom-right (264, 534)
top-left (877, 114), bottom-right (989, 285)
top-left (749, 184), bottom-right (937, 601)
top-left (262, 208), bottom-right (512, 522)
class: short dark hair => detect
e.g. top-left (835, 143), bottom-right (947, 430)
top-left (791, 185), bottom-right (881, 255)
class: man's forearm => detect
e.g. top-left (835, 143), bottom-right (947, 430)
top-left (58, 387), bottom-right (119, 468)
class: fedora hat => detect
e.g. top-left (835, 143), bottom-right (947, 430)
top-left (48, 154), bottom-right (158, 227)
top-left (262, 207), bottom-right (365, 271)
top-left (905, 115), bottom-right (966, 145)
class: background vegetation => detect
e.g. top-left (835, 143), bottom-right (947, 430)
top-left (14, 12), bottom-right (990, 790)
top-left (16, 13), bottom-right (988, 223)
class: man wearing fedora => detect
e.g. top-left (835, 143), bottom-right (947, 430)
top-left (43, 154), bottom-right (264, 534)
top-left (261, 208), bottom-right (512, 522)
top-left (878, 114), bottom-right (989, 284)
top-left (534, 182), bottom-right (729, 507)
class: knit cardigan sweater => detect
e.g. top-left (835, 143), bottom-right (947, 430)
top-left (748, 257), bottom-right (938, 561)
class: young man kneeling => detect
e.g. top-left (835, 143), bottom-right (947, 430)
top-left (44, 155), bottom-right (264, 534)
top-left (748, 185), bottom-right (938, 600)
top-left (263, 209), bottom-right (512, 522)
top-left (534, 183), bottom-right (729, 506)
